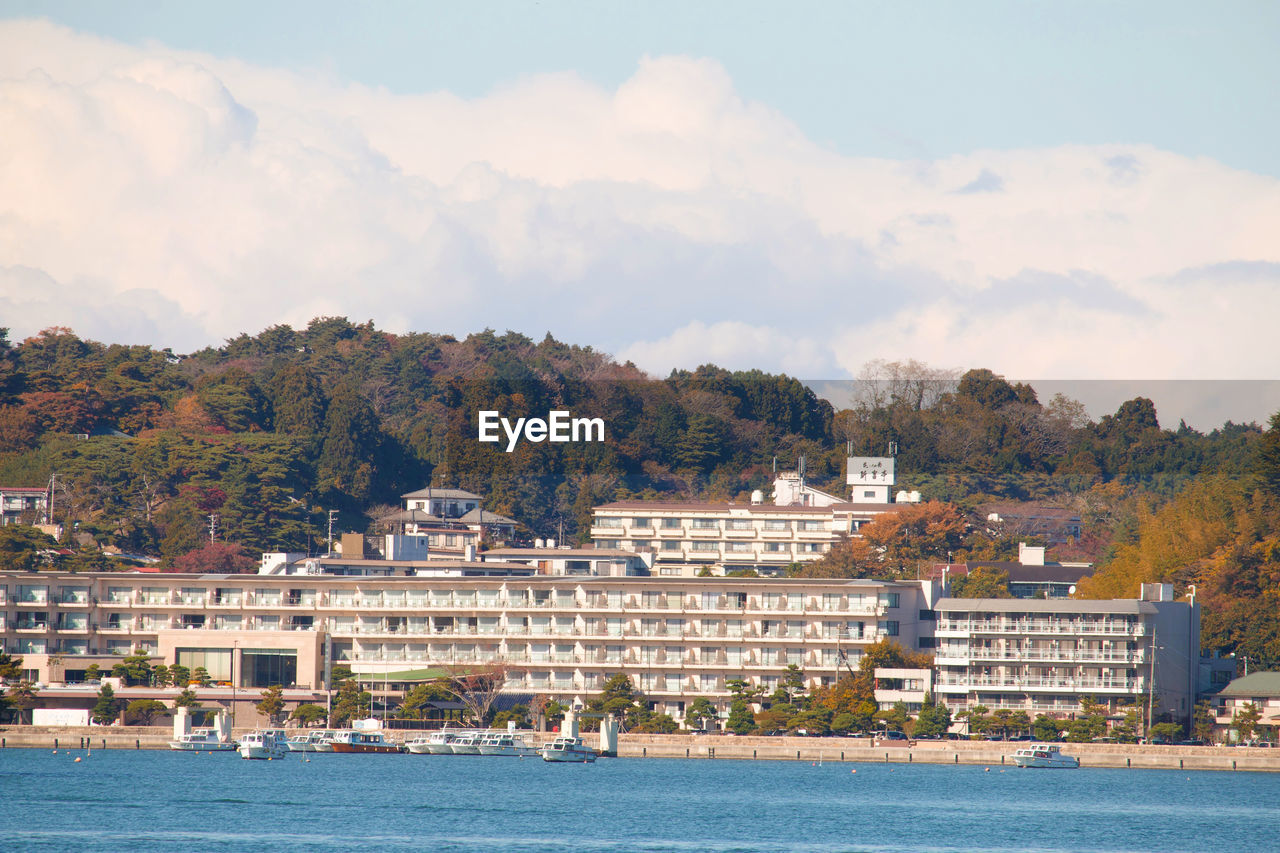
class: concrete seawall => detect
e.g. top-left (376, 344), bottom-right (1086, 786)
top-left (4, 726), bottom-right (1278, 772)
top-left (618, 734), bottom-right (1280, 773)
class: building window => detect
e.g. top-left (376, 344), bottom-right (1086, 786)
top-left (176, 648), bottom-right (232, 681)
top-left (691, 519), bottom-right (719, 530)
top-left (661, 518), bottom-right (682, 529)
top-left (241, 649), bottom-right (298, 688)
top-left (879, 620), bottom-right (900, 636)
top-left (762, 520), bottom-right (790, 531)
top-left (727, 519), bottom-right (753, 530)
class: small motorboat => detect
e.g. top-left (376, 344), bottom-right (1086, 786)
top-left (168, 729), bottom-right (237, 752)
top-left (328, 729), bottom-right (404, 754)
top-left (1011, 744), bottom-right (1079, 768)
top-left (239, 729), bottom-right (290, 760)
top-left (541, 736), bottom-right (597, 763)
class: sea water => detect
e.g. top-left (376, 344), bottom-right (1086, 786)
top-left (2, 749), bottom-right (1277, 852)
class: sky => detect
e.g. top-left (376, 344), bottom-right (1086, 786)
top-left (1, 2), bottom-right (1278, 428)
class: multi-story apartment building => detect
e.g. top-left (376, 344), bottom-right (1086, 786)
top-left (1, 485), bottom-right (49, 527)
top-left (590, 499), bottom-right (899, 576)
top-left (590, 458), bottom-right (911, 576)
top-left (933, 584), bottom-right (1200, 731)
top-left (0, 569), bottom-right (929, 723)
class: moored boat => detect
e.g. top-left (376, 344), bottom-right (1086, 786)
top-left (1011, 744), bottom-right (1079, 768)
top-left (287, 730), bottom-right (337, 752)
top-left (168, 728), bottom-right (237, 751)
top-left (477, 731), bottom-right (540, 757)
top-left (541, 736), bottom-right (597, 763)
top-left (238, 729), bottom-right (290, 760)
top-left (448, 732), bottom-right (483, 755)
top-left (328, 729), bottom-right (404, 754)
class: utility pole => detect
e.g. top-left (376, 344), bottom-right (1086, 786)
top-left (47, 473), bottom-right (56, 526)
top-left (327, 510), bottom-right (338, 556)
top-left (208, 513), bottom-right (218, 542)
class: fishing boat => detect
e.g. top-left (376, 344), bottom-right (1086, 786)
top-left (328, 729), bottom-right (404, 754)
top-left (238, 729), bottom-right (290, 760)
top-left (541, 735), bottom-right (597, 763)
top-left (1011, 744), bottom-right (1079, 769)
top-left (168, 728), bottom-right (237, 752)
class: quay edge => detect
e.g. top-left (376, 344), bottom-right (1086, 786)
top-left (4, 727), bottom-right (1279, 773)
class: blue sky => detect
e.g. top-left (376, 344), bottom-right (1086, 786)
top-left (7, 0), bottom-right (1278, 174)
top-left (1, 3), bottom-right (1278, 427)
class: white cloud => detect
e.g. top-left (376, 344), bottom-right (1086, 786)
top-left (1, 18), bottom-right (1278, 386)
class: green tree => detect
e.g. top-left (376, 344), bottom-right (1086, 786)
top-left (585, 673), bottom-right (645, 729)
top-left (684, 697), bottom-right (718, 731)
top-left (169, 664), bottom-right (191, 687)
top-left (912, 693), bottom-right (952, 738)
top-left (1256, 411), bottom-right (1280, 498)
top-left (173, 688), bottom-right (200, 709)
top-left (1193, 700), bottom-right (1216, 742)
top-left (726, 698), bottom-right (756, 735)
top-left (1032, 714), bottom-right (1063, 742)
top-left (0, 524), bottom-right (56, 571)
top-left (0, 651), bottom-right (24, 681)
top-left (92, 683), bottom-right (123, 725)
top-left (398, 681), bottom-right (453, 719)
top-left (949, 565), bottom-right (1013, 599)
top-left (4, 681), bottom-right (38, 724)
top-left (125, 699), bottom-right (167, 725)
top-left (151, 664), bottom-right (170, 688)
top-left (1233, 702), bottom-right (1262, 743)
top-left (1149, 722), bottom-right (1184, 743)
top-left (192, 666), bottom-right (213, 687)
top-left (257, 685), bottom-right (286, 724)
top-left (874, 701), bottom-right (910, 733)
top-left (290, 703), bottom-right (328, 727)
top-left (111, 649), bottom-right (152, 686)
top-left (83, 663), bottom-right (101, 682)
top-left (330, 679), bottom-right (371, 727)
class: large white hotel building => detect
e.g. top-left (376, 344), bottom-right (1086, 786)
top-left (0, 458), bottom-right (1205, 730)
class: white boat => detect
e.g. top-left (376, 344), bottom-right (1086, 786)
top-left (448, 732), bottom-right (483, 755)
top-left (406, 729), bottom-right (477, 754)
top-left (239, 729), bottom-right (290, 760)
top-left (1012, 744), bottom-right (1079, 768)
top-left (541, 736), bottom-right (597, 763)
top-left (477, 732), bottom-right (540, 757)
top-left (168, 729), bottom-right (237, 751)
top-left (287, 730), bottom-right (337, 752)
top-left (328, 729), bottom-right (403, 753)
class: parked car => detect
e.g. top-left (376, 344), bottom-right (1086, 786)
top-left (875, 730), bottom-right (909, 741)
top-left (1176, 739), bottom-right (1205, 746)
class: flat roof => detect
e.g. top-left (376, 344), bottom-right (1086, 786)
top-left (595, 501), bottom-right (900, 514)
top-left (935, 597), bottom-right (1158, 615)
top-left (483, 548), bottom-right (641, 560)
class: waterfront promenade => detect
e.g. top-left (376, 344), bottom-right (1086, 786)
top-left (3, 725), bottom-right (1279, 772)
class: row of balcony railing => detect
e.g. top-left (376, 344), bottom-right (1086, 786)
top-left (936, 620), bottom-right (1147, 636)
top-left (8, 590), bottom-right (887, 615)
top-left (935, 649), bottom-right (1147, 664)
top-left (937, 676), bottom-right (1146, 691)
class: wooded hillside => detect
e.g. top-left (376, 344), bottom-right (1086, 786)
top-left (0, 320), bottom-right (1275, 663)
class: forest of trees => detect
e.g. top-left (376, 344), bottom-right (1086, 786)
top-left (0, 321), bottom-right (1276, 664)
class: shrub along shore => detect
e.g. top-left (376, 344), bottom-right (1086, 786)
top-left (3, 726), bottom-right (1279, 772)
